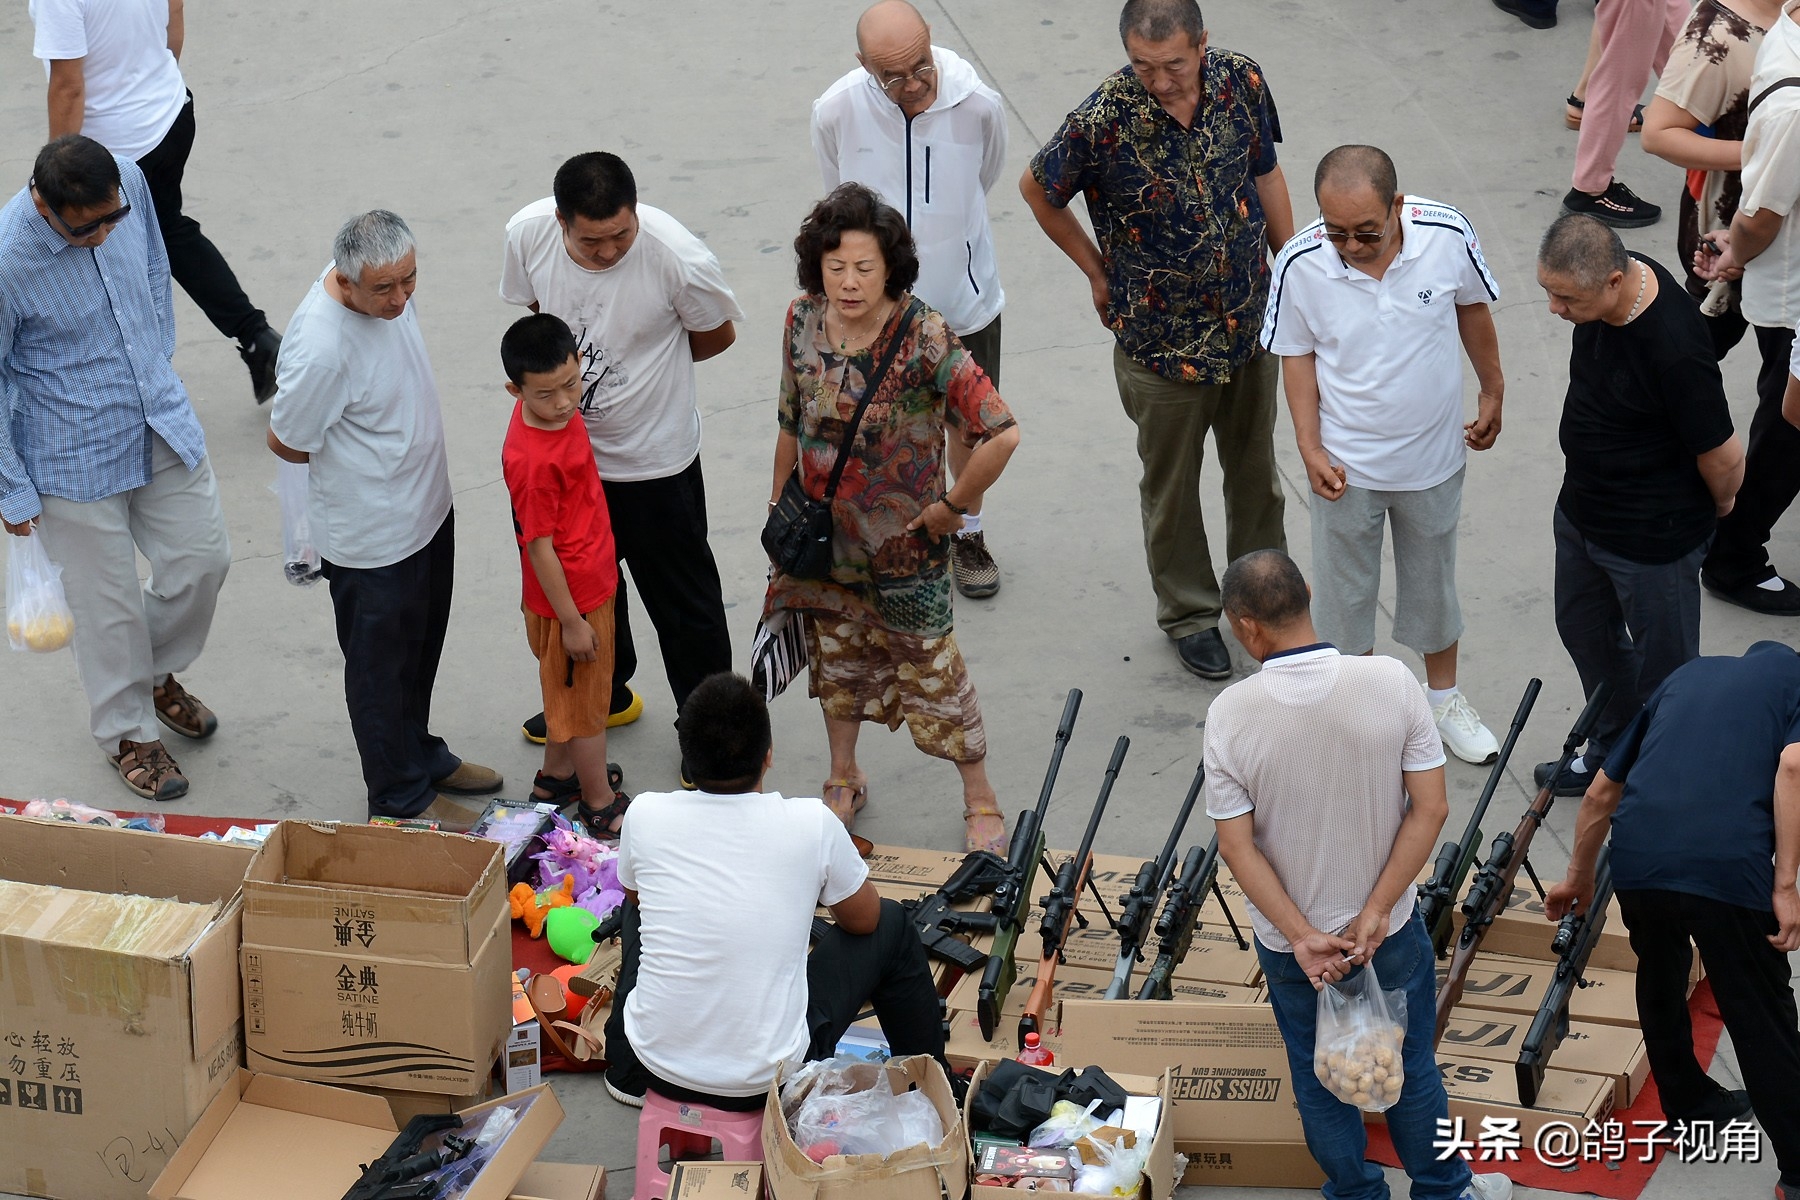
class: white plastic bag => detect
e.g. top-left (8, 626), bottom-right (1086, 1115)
top-left (6, 531), bottom-right (74, 652)
top-left (785, 1056), bottom-right (946, 1160)
top-left (1313, 961), bottom-right (1408, 1112)
top-left (273, 461), bottom-right (321, 584)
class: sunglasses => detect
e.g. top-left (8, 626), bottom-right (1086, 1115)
top-left (1323, 216), bottom-right (1394, 246)
top-left (31, 178), bottom-right (131, 239)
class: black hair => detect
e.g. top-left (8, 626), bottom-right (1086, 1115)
top-left (1538, 213), bottom-right (1630, 291)
top-left (1119, 0), bottom-right (1204, 45)
top-left (553, 152), bottom-right (637, 223)
top-left (1314, 145), bottom-right (1398, 208)
top-left (1220, 550), bottom-right (1311, 628)
top-left (501, 313), bottom-right (580, 387)
top-left (32, 135), bottom-right (122, 214)
top-left (794, 183), bottom-right (920, 299)
top-left (676, 673), bottom-right (773, 791)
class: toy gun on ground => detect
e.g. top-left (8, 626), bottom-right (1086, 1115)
top-left (1105, 760), bottom-right (1202, 999)
top-left (1135, 834), bottom-right (1246, 1000)
top-left (1516, 844), bottom-right (1614, 1106)
top-left (342, 1113), bottom-right (472, 1200)
top-left (1417, 679), bottom-right (1541, 957)
top-left (1434, 683), bottom-right (1610, 1044)
top-left (1019, 735), bottom-right (1127, 1045)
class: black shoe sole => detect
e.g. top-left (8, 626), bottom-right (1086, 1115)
top-left (1492, 0), bottom-right (1556, 27)
top-left (1560, 202), bottom-right (1659, 229)
top-left (1701, 577), bottom-right (1800, 616)
top-left (1177, 653), bottom-right (1233, 681)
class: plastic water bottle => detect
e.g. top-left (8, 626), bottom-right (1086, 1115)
top-left (1016, 1032), bottom-right (1055, 1066)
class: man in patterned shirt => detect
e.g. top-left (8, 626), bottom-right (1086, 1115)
top-left (1021, 0), bottom-right (1293, 681)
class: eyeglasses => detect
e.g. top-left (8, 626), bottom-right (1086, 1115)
top-left (874, 63), bottom-right (936, 94)
top-left (30, 179), bottom-right (131, 239)
top-left (1322, 216), bottom-right (1393, 246)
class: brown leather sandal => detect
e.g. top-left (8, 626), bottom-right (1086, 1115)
top-left (525, 973), bottom-right (606, 1068)
top-left (109, 738), bottom-right (189, 802)
top-left (152, 675), bottom-right (217, 740)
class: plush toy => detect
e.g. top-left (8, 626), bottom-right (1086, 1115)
top-left (509, 874), bottom-right (575, 938)
top-left (534, 826), bottom-right (614, 897)
top-left (544, 906), bottom-right (601, 963)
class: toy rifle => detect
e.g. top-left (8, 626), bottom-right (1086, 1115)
top-left (1434, 683), bottom-right (1611, 1044)
top-left (342, 1113), bottom-right (472, 1200)
top-left (1019, 735), bottom-right (1128, 1045)
top-left (1416, 679), bottom-right (1541, 957)
top-left (1516, 844), bottom-right (1614, 1106)
top-left (1134, 834), bottom-right (1246, 1000)
top-left (1104, 760), bottom-right (1202, 999)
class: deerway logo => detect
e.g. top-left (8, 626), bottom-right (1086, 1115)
top-left (1418, 289), bottom-right (1434, 305)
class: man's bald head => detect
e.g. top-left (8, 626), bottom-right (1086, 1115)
top-left (1313, 144), bottom-right (1398, 208)
top-left (856, 0), bottom-right (937, 117)
top-left (1221, 550), bottom-right (1312, 629)
top-left (857, 0), bottom-right (928, 56)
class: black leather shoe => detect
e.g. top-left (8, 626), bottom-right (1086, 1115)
top-left (1702, 571), bottom-right (1800, 615)
top-left (1533, 756), bottom-right (1593, 797)
top-left (1492, 0), bottom-right (1556, 27)
top-left (1670, 1087), bottom-right (1751, 1125)
top-left (1175, 628), bottom-right (1233, 680)
top-left (239, 326), bottom-right (281, 404)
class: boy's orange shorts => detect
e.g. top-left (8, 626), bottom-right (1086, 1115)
top-left (523, 595), bottom-right (615, 742)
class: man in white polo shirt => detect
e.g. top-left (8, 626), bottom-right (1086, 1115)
top-left (502, 152), bottom-right (744, 787)
top-left (1262, 145), bottom-right (1505, 765)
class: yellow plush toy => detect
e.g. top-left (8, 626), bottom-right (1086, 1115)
top-left (508, 875), bottom-right (575, 938)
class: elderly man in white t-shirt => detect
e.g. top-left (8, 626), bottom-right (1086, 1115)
top-left (267, 211), bottom-right (502, 825)
top-left (1205, 549), bottom-right (1510, 1200)
top-left (1262, 144), bottom-right (1505, 767)
top-left (501, 152), bottom-right (744, 787)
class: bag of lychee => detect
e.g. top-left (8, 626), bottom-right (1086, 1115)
top-left (5, 530), bottom-right (74, 653)
top-left (1312, 961), bottom-right (1408, 1113)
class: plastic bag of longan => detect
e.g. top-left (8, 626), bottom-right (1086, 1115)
top-left (5, 529), bottom-right (74, 654)
top-left (1311, 961), bottom-right (1408, 1113)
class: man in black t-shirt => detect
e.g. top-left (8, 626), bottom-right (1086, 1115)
top-left (1533, 215), bottom-right (1744, 795)
top-left (1546, 642), bottom-right (1800, 1198)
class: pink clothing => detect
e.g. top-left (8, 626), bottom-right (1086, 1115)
top-left (1573, 0), bottom-right (1692, 194)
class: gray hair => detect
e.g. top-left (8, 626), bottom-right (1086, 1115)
top-left (333, 210), bottom-right (415, 284)
top-left (1119, 0), bottom-right (1204, 46)
top-left (1220, 550), bottom-right (1311, 627)
top-left (1538, 214), bottom-right (1629, 291)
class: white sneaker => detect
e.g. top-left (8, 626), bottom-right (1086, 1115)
top-left (1433, 690), bottom-right (1500, 765)
top-left (1463, 1172), bottom-right (1513, 1200)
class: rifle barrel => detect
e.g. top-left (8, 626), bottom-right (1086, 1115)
top-left (1106, 760), bottom-right (1202, 998)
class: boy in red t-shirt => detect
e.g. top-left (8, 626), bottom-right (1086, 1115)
top-left (501, 314), bottom-right (628, 837)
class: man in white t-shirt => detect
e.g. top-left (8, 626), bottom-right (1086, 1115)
top-left (30, 0), bottom-right (282, 403)
top-left (267, 211), bottom-right (501, 824)
top-left (600, 672), bottom-right (944, 1108)
top-left (1262, 145), bottom-right (1504, 768)
top-left (501, 153), bottom-right (744, 784)
top-left (812, 0), bottom-right (1009, 599)
top-left (1205, 550), bottom-right (1509, 1200)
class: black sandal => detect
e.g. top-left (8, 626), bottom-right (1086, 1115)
top-left (1565, 94), bottom-right (1642, 133)
top-left (574, 790), bottom-right (631, 840)
top-left (532, 763), bottom-right (625, 808)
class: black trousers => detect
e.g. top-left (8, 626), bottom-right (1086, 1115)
top-left (602, 456), bottom-right (732, 715)
top-left (322, 511), bottom-right (459, 818)
top-left (1705, 324), bottom-right (1800, 590)
top-left (134, 93), bottom-right (266, 342)
top-left (604, 896), bottom-right (946, 1108)
top-left (1617, 887), bottom-right (1800, 1184)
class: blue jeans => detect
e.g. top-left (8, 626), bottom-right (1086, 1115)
top-left (1257, 913), bottom-right (1472, 1200)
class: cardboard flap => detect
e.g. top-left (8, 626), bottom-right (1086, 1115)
top-left (186, 899), bottom-right (243, 1058)
top-left (0, 817), bottom-right (255, 903)
top-left (243, 1072), bottom-right (398, 1127)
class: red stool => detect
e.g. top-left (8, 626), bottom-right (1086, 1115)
top-left (632, 1089), bottom-right (765, 1200)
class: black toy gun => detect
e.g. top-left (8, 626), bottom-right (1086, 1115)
top-left (1134, 834), bottom-right (1246, 1001)
top-left (1417, 679), bottom-right (1541, 957)
top-left (1105, 760), bottom-right (1202, 999)
top-left (342, 1113), bottom-right (472, 1200)
top-left (1516, 845), bottom-right (1614, 1106)
top-left (1435, 683), bottom-right (1610, 1044)
top-left (902, 892), bottom-right (993, 976)
top-left (1020, 734), bottom-right (1128, 1045)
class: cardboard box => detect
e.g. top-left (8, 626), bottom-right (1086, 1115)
top-left (945, 1005), bottom-right (1066, 1071)
top-left (763, 1055), bottom-right (968, 1200)
top-left (0, 820), bottom-right (254, 1200)
top-left (1437, 954), bottom-right (1639, 1028)
top-left (966, 1066), bottom-right (1175, 1200)
top-left (668, 1161), bottom-right (764, 1200)
top-left (509, 1162), bottom-right (606, 1200)
top-left (150, 1071), bottom-right (562, 1200)
top-left (346, 1078), bottom-right (492, 1127)
top-left (1439, 1006), bottom-right (1649, 1108)
top-left (1451, 880), bottom-right (1635, 971)
top-left (860, 845), bottom-right (970, 888)
top-left (505, 1021), bottom-right (542, 1093)
top-left (241, 821), bottom-right (510, 1094)
top-left (1433, 1053), bottom-right (1614, 1144)
top-left (1175, 1141), bottom-right (1327, 1190)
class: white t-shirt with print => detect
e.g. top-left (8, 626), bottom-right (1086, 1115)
top-left (500, 200), bottom-right (745, 482)
top-left (618, 789), bottom-right (867, 1097)
top-left (1738, 2), bottom-right (1800, 328)
top-left (31, 0), bottom-right (186, 161)
top-left (268, 267), bottom-right (453, 570)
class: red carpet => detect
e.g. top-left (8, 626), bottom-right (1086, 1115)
top-left (1367, 979), bottom-right (1727, 1199)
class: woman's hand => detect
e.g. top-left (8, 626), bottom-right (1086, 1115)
top-left (906, 499), bottom-right (965, 538)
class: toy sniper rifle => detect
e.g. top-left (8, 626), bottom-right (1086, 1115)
top-left (898, 689), bottom-right (1081, 1040)
top-left (1104, 759), bottom-right (1202, 999)
top-left (1135, 834), bottom-right (1247, 1000)
top-left (1416, 679), bottom-right (1541, 957)
top-left (1020, 734), bottom-right (1128, 1045)
top-left (1516, 844), bottom-right (1614, 1106)
top-left (1433, 683), bottom-right (1611, 1045)
top-left (343, 1112), bottom-right (473, 1200)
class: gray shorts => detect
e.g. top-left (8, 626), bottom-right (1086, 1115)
top-left (956, 313), bottom-right (1001, 389)
top-left (1309, 466), bottom-right (1465, 657)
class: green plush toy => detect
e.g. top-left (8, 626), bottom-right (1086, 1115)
top-left (544, 906), bottom-right (600, 964)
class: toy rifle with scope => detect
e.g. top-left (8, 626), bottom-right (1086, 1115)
top-left (342, 1113), bottom-right (473, 1200)
top-left (1104, 759), bottom-right (1202, 999)
top-left (1135, 834), bottom-right (1247, 1000)
top-left (1434, 683), bottom-right (1611, 1045)
top-left (1416, 679), bottom-right (1541, 957)
top-left (1019, 734), bottom-right (1128, 1045)
top-left (1515, 844), bottom-right (1614, 1106)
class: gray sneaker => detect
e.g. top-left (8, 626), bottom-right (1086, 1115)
top-left (952, 531), bottom-right (1000, 598)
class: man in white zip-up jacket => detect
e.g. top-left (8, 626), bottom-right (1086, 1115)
top-left (812, 0), bottom-right (1010, 600)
